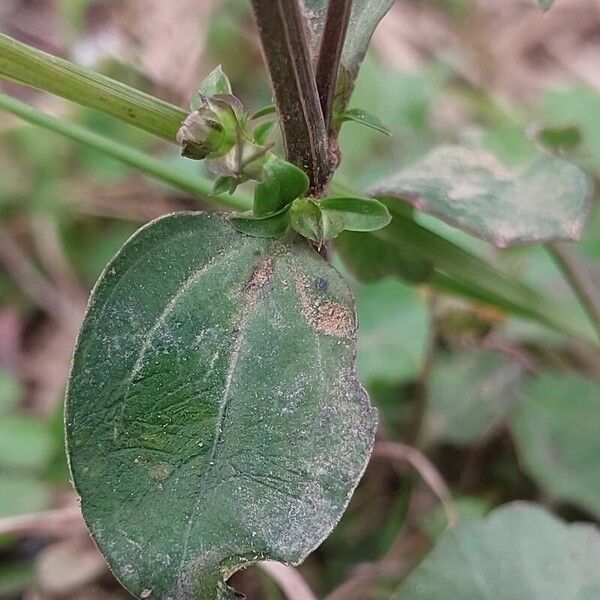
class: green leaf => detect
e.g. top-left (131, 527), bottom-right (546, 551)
top-left (371, 146), bottom-right (592, 248)
top-left (200, 66), bottom-right (233, 98)
top-left (537, 124), bottom-right (583, 152)
top-left (301, 0), bottom-right (395, 113)
top-left (357, 278), bottom-right (430, 385)
top-left (512, 372), bottom-right (600, 519)
top-left (336, 108), bottom-right (391, 136)
top-left (212, 176), bottom-right (238, 196)
top-left (336, 201), bottom-right (593, 341)
top-left (539, 0), bottom-right (556, 10)
top-left (396, 502), bottom-right (600, 600)
top-left (253, 121), bottom-right (277, 146)
top-left (65, 212), bottom-right (376, 600)
top-left (254, 156), bottom-right (310, 217)
top-left (251, 105), bottom-right (277, 120)
top-left (319, 197), bottom-right (391, 232)
top-left (290, 198), bottom-right (324, 243)
top-left (230, 207), bottom-right (291, 238)
top-left (423, 349), bottom-right (523, 446)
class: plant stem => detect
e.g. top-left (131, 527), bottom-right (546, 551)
top-left (315, 0), bottom-right (353, 131)
top-left (548, 242), bottom-right (600, 342)
top-left (250, 0), bottom-right (332, 195)
top-left (0, 33), bottom-right (187, 142)
top-left (0, 93), bottom-right (251, 211)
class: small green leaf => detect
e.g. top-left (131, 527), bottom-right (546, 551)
top-left (537, 124), bottom-right (583, 152)
top-left (371, 145), bottom-right (592, 248)
top-left (319, 197), bottom-right (391, 232)
top-left (539, 0), bottom-right (556, 10)
top-left (253, 120), bottom-right (277, 146)
top-left (230, 207), bottom-right (290, 238)
top-left (423, 349), bottom-right (523, 446)
top-left (254, 156), bottom-right (310, 217)
top-left (212, 176), bottom-right (238, 196)
top-left (512, 372), bottom-right (600, 519)
top-left (251, 104), bottom-right (277, 120)
top-left (0, 475), bottom-right (53, 518)
top-left (190, 66), bottom-right (233, 109)
top-left (336, 108), bottom-right (391, 136)
top-left (66, 212), bottom-right (376, 600)
top-left (0, 416), bottom-right (53, 472)
top-left (290, 198), bottom-right (323, 243)
top-left (396, 503), bottom-right (600, 599)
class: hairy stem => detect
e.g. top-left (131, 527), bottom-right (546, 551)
top-left (250, 0), bottom-right (332, 195)
top-left (0, 93), bottom-right (251, 211)
top-left (0, 33), bottom-right (187, 142)
top-left (548, 242), bottom-right (600, 342)
top-left (316, 0), bottom-right (353, 131)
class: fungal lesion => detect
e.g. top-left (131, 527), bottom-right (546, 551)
top-left (245, 254), bottom-right (275, 292)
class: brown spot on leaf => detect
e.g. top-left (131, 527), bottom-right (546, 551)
top-left (246, 255), bottom-right (274, 291)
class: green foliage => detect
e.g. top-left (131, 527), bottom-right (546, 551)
top-left (66, 213), bottom-right (376, 599)
top-left (512, 373), bottom-right (600, 519)
top-left (371, 145), bottom-right (592, 248)
top-left (357, 278), bottom-right (430, 385)
top-left (335, 108), bottom-right (391, 136)
top-left (396, 503), bottom-right (600, 599)
top-left (423, 349), bottom-right (523, 445)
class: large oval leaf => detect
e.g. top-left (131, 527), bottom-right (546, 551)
top-left (65, 212), bottom-right (376, 599)
top-left (512, 372), bottom-right (600, 519)
top-left (396, 502), bottom-right (600, 600)
top-left (370, 146), bottom-right (592, 248)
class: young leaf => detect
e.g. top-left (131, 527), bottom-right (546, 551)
top-left (254, 156), bottom-right (310, 217)
top-left (512, 372), bottom-right (600, 519)
top-left (301, 0), bottom-right (395, 114)
top-left (336, 108), bottom-right (391, 136)
top-left (65, 212), bottom-right (376, 600)
top-left (290, 198), bottom-right (324, 243)
top-left (189, 67), bottom-right (234, 111)
top-left (319, 197), bottom-right (391, 232)
top-left (212, 176), bottom-right (238, 196)
top-left (251, 104), bottom-right (277, 120)
top-left (370, 146), bottom-right (592, 248)
top-left (253, 120), bottom-right (277, 146)
top-left (396, 503), bottom-right (600, 599)
top-left (230, 207), bottom-right (291, 238)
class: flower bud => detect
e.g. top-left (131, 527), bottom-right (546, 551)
top-left (176, 95), bottom-right (242, 160)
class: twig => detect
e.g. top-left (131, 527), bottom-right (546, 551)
top-left (0, 226), bottom-right (76, 327)
top-left (316, 0), bottom-right (353, 131)
top-left (258, 561), bottom-right (318, 600)
top-left (0, 506), bottom-right (84, 537)
top-left (374, 441), bottom-right (458, 527)
top-left (548, 242), bottom-right (600, 342)
top-left (250, 0), bottom-right (332, 194)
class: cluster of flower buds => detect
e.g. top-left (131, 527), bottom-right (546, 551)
top-left (176, 68), bottom-right (272, 191)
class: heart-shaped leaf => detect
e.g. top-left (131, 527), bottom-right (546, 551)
top-left (254, 156), bottom-right (310, 217)
top-left (65, 212), bottom-right (376, 600)
top-left (370, 146), bottom-right (592, 248)
top-left (301, 0), bottom-right (394, 112)
top-left (512, 372), bottom-right (600, 519)
top-left (395, 502), bottom-right (600, 600)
